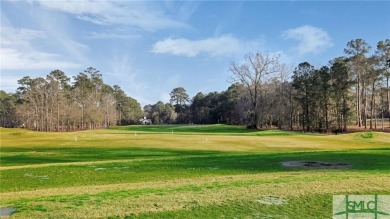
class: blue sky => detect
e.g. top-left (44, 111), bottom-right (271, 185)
top-left (1, 1), bottom-right (389, 106)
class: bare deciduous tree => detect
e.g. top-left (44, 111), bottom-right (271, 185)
top-left (230, 52), bottom-right (283, 128)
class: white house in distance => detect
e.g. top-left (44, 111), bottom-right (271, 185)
top-left (139, 116), bottom-right (152, 125)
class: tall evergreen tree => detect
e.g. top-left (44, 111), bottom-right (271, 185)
top-left (344, 39), bottom-right (371, 127)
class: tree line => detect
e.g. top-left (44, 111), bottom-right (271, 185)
top-left (0, 67), bottom-right (142, 131)
top-left (1, 38), bottom-right (389, 132)
top-left (143, 38), bottom-right (390, 132)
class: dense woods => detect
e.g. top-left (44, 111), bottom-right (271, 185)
top-left (1, 67), bottom-right (142, 131)
top-left (1, 38), bottom-right (389, 132)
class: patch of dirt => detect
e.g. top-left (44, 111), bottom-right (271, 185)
top-left (281, 161), bottom-right (350, 169)
top-left (28, 151), bottom-right (63, 156)
top-left (23, 173), bottom-right (50, 180)
top-left (0, 207), bottom-right (16, 216)
top-left (113, 166), bottom-right (129, 170)
top-left (257, 196), bottom-right (287, 205)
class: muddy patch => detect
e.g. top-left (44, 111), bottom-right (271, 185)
top-left (282, 161), bottom-right (350, 169)
top-left (257, 196), bottom-right (287, 205)
top-left (0, 207), bottom-right (16, 216)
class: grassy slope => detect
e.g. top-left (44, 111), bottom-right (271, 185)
top-left (0, 125), bottom-right (389, 218)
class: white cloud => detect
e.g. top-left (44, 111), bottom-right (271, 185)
top-left (1, 48), bottom-right (81, 70)
top-left (282, 25), bottom-right (333, 55)
top-left (86, 31), bottom-right (140, 40)
top-left (151, 35), bottom-right (264, 57)
top-left (105, 54), bottom-right (153, 106)
top-left (31, 1), bottom-right (189, 31)
top-left (1, 27), bottom-right (45, 47)
top-left (0, 27), bottom-right (81, 70)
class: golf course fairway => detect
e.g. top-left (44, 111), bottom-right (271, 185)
top-left (0, 125), bottom-right (389, 218)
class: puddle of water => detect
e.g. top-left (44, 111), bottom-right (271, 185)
top-left (0, 207), bottom-right (16, 216)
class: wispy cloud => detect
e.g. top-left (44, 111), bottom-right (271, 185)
top-left (31, 0), bottom-right (189, 31)
top-left (0, 26), bottom-right (81, 70)
top-left (86, 31), bottom-right (140, 40)
top-left (106, 54), bottom-right (143, 90)
top-left (1, 48), bottom-right (81, 70)
top-left (282, 25), bottom-right (333, 55)
top-left (151, 35), bottom-right (264, 57)
top-left (1, 27), bottom-right (45, 47)
top-left (105, 54), bottom-right (152, 106)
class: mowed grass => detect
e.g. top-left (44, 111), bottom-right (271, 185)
top-left (0, 125), bottom-right (389, 218)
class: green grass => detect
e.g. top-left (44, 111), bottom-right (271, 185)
top-left (0, 147), bottom-right (213, 166)
top-left (112, 124), bottom-right (256, 134)
top-left (0, 125), bottom-right (389, 218)
top-left (111, 124), bottom-right (308, 136)
top-left (357, 131), bottom-right (375, 139)
top-left (133, 195), bottom-right (334, 219)
top-left (1, 149), bottom-right (389, 192)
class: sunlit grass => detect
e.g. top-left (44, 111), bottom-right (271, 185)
top-left (0, 125), bottom-right (389, 218)
top-left (1, 126), bottom-right (389, 154)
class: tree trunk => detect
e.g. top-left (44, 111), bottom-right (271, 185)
top-left (343, 93), bottom-right (348, 132)
top-left (356, 77), bottom-right (362, 127)
top-left (57, 96), bottom-right (60, 131)
top-left (325, 99), bottom-right (329, 132)
top-left (370, 81), bottom-right (375, 130)
top-left (289, 87), bottom-right (293, 131)
top-left (387, 75), bottom-right (389, 127)
top-left (81, 104), bottom-right (84, 130)
top-left (382, 107), bottom-right (384, 131)
top-left (119, 108), bottom-right (122, 126)
top-left (362, 81), bottom-right (367, 129)
top-left (374, 96), bottom-right (377, 130)
top-left (306, 102), bottom-right (309, 132)
top-left (46, 93), bottom-right (49, 132)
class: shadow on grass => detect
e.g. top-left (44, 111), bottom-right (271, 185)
top-left (0, 147), bottom-right (221, 166)
top-left (109, 124), bottom-right (303, 136)
top-left (1, 148), bottom-right (388, 192)
top-left (1, 147), bottom-right (389, 173)
top-left (167, 150), bottom-right (390, 172)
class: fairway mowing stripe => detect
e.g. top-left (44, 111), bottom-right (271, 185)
top-left (1, 172), bottom-right (389, 218)
top-left (0, 159), bottom-right (155, 170)
top-left (2, 129), bottom-right (389, 153)
top-left (1, 171), bottom-right (389, 202)
top-left (0, 154), bottom-right (223, 170)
